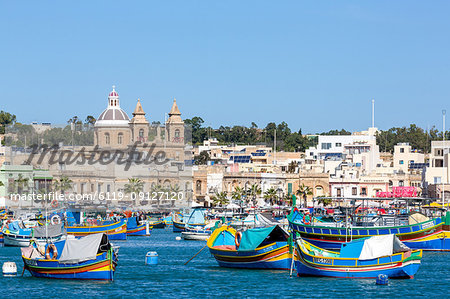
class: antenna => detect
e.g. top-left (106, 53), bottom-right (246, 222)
top-left (372, 99), bottom-right (375, 128)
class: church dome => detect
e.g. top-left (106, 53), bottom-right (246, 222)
top-left (95, 86), bottom-right (130, 127)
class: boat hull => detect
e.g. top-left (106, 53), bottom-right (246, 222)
top-left (181, 232), bottom-right (211, 241)
top-left (289, 210), bottom-right (450, 251)
top-left (66, 220), bottom-right (127, 240)
top-left (3, 233), bottom-right (63, 247)
top-left (173, 220), bottom-right (185, 232)
top-left (209, 244), bottom-right (291, 270)
top-left (23, 250), bottom-right (118, 280)
top-left (127, 223), bottom-right (152, 236)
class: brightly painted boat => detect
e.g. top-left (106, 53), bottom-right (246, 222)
top-left (126, 217), bottom-right (151, 236)
top-left (22, 233), bottom-right (118, 280)
top-left (288, 208), bottom-right (450, 251)
top-left (2, 221), bottom-right (64, 247)
top-left (294, 234), bottom-right (422, 278)
top-left (173, 209), bottom-right (207, 233)
top-left (207, 225), bottom-right (292, 269)
top-left (66, 219), bottom-right (127, 240)
top-left (149, 220), bottom-right (166, 229)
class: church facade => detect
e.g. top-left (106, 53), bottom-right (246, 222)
top-left (94, 86), bottom-right (185, 149)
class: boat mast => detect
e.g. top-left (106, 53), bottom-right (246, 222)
top-left (443, 109), bottom-right (446, 210)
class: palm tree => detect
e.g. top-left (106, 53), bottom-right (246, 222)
top-left (15, 174), bottom-right (29, 194)
top-left (150, 184), bottom-right (164, 206)
top-left (317, 196), bottom-right (332, 207)
top-left (232, 186), bottom-right (244, 201)
top-left (263, 188), bottom-right (278, 205)
top-left (53, 176), bottom-right (73, 196)
top-left (296, 183), bottom-right (313, 208)
top-left (211, 191), bottom-right (229, 207)
top-left (124, 178), bottom-right (144, 206)
top-left (247, 184), bottom-right (261, 204)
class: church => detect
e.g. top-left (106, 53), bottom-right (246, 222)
top-left (93, 86), bottom-right (185, 149)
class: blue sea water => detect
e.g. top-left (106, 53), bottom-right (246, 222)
top-left (1, 229), bottom-right (449, 298)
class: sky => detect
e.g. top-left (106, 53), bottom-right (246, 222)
top-left (0, 1), bottom-right (449, 134)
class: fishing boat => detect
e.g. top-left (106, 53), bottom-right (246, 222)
top-left (66, 219), bottom-right (127, 240)
top-left (288, 208), bottom-right (450, 251)
top-left (21, 233), bottom-right (118, 280)
top-left (294, 234), bottom-right (422, 278)
top-left (207, 225), bottom-right (292, 269)
top-left (2, 221), bottom-right (64, 247)
top-left (163, 215), bottom-right (173, 227)
top-left (181, 222), bottom-right (217, 241)
top-left (126, 217), bottom-right (151, 236)
top-left (173, 209), bottom-right (207, 233)
top-left (149, 219), bottom-right (166, 229)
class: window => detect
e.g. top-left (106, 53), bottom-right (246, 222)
top-left (352, 187), bottom-right (357, 196)
top-left (399, 180), bottom-right (404, 187)
top-left (434, 177), bottom-right (442, 184)
top-left (97, 183), bottom-right (101, 193)
top-left (118, 133), bottom-right (123, 144)
top-left (105, 133), bottom-right (110, 145)
top-left (196, 180), bottom-right (202, 193)
top-left (336, 188), bottom-right (342, 197)
top-left (106, 184), bottom-right (111, 193)
top-left (400, 148), bottom-right (405, 153)
top-left (335, 143), bottom-right (342, 147)
top-left (321, 143), bottom-right (332, 150)
top-left (399, 160), bottom-right (404, 165)
top-left (175, 129), bottom-right (180, 138)
top-left (139, 129), bottom-right (144, 138)
top-left (361, 188), bottom-right (367, 196)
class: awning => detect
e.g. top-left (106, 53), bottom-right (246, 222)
top-left (238, 226), bottom-right (276, 251)
top-left (59, 233), bottom-right (104, 264)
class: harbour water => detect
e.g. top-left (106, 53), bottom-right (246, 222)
top-left (1, 229), bottom-right (449, 298)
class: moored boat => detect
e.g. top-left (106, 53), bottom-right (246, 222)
top-left (294, 234), bottom-right (422, 278)
top-left (126, 217), bottom-right (151, 236)
top-left (2, 221), bottom-right (64, 247)
top-left (21, 233), bottom-right (118, 280)
top-left (66, 219), bottom-right (127, 240)
top-left (288, 208), bottom-right (450, 251)
top-left (207, 225), bottom-right (292, 269)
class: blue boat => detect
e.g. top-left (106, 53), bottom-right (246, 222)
top-left (173, 209), bottom-right (207, 233)
top-left (2, 221), bottom-right (64, 247)
top-left (21, 233), bottom-right (118, 280)
top-left (207, 225), bottom-right (292, 269)
top-left (66, 219), bottom-right (127, 240)
top-left (294, 234), bottom-right (422, 278)
top-left (289, 208), bottom-right (450, 251)
top-left (126, 217), bottom-right (151, 236)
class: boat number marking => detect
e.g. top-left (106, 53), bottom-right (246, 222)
top-left (314, 257), bottom-right (332, 265)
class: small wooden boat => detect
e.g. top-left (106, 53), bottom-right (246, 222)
top-left (66, 219), bottom-right (127, 240)
top-left (2, 221), bottom-right (64, 247)
top-left (126, 217), bottom-right (151, 236)
top-left (173, 209), bottom-right (207, 233)
top-left (289, 208), bottom-right (450, 251)
top-left (294, 234), bottom-right (422, 278)
top-left (149, 220), bottom-right (166, 229)
top-left (181, 225), bottom-right (212, 241)
top-left (22, 233), bottom-right (118, 280)
top-left (207, 225), bottom-right (292, 269)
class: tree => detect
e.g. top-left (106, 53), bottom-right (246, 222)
top-left (85, 115), bottom-right (96, 126)
top-left (15, 174), bottom-right (29, 194)
top-left (0, 110), bottom-right (16, 134)
top-left (296, 183), bottom-right (313, 208)
top-left (263, 188), bottom-right (278, 205)
top-left (211, 191), bottom-right (229, 207)
top-left (231, 186), bottom-right (244, 202)
top-left (53, 176), bottom-right (73, 195)
top-left (316, 196), bottom-right (332, 207)
top-left (194, 151), bottom-right (210, 165)
top-left (124, 178), bottom-right (144, 206)
top-left (247, 184), bottom-right (261, 204)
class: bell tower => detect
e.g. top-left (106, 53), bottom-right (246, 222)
top-left (165, 98), bottom-right (184, 144)
top-left (130, 99), bottom-right (149, 144)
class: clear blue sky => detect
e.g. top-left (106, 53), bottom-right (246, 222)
top-left (1, 1), bottom-right (449, 133)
